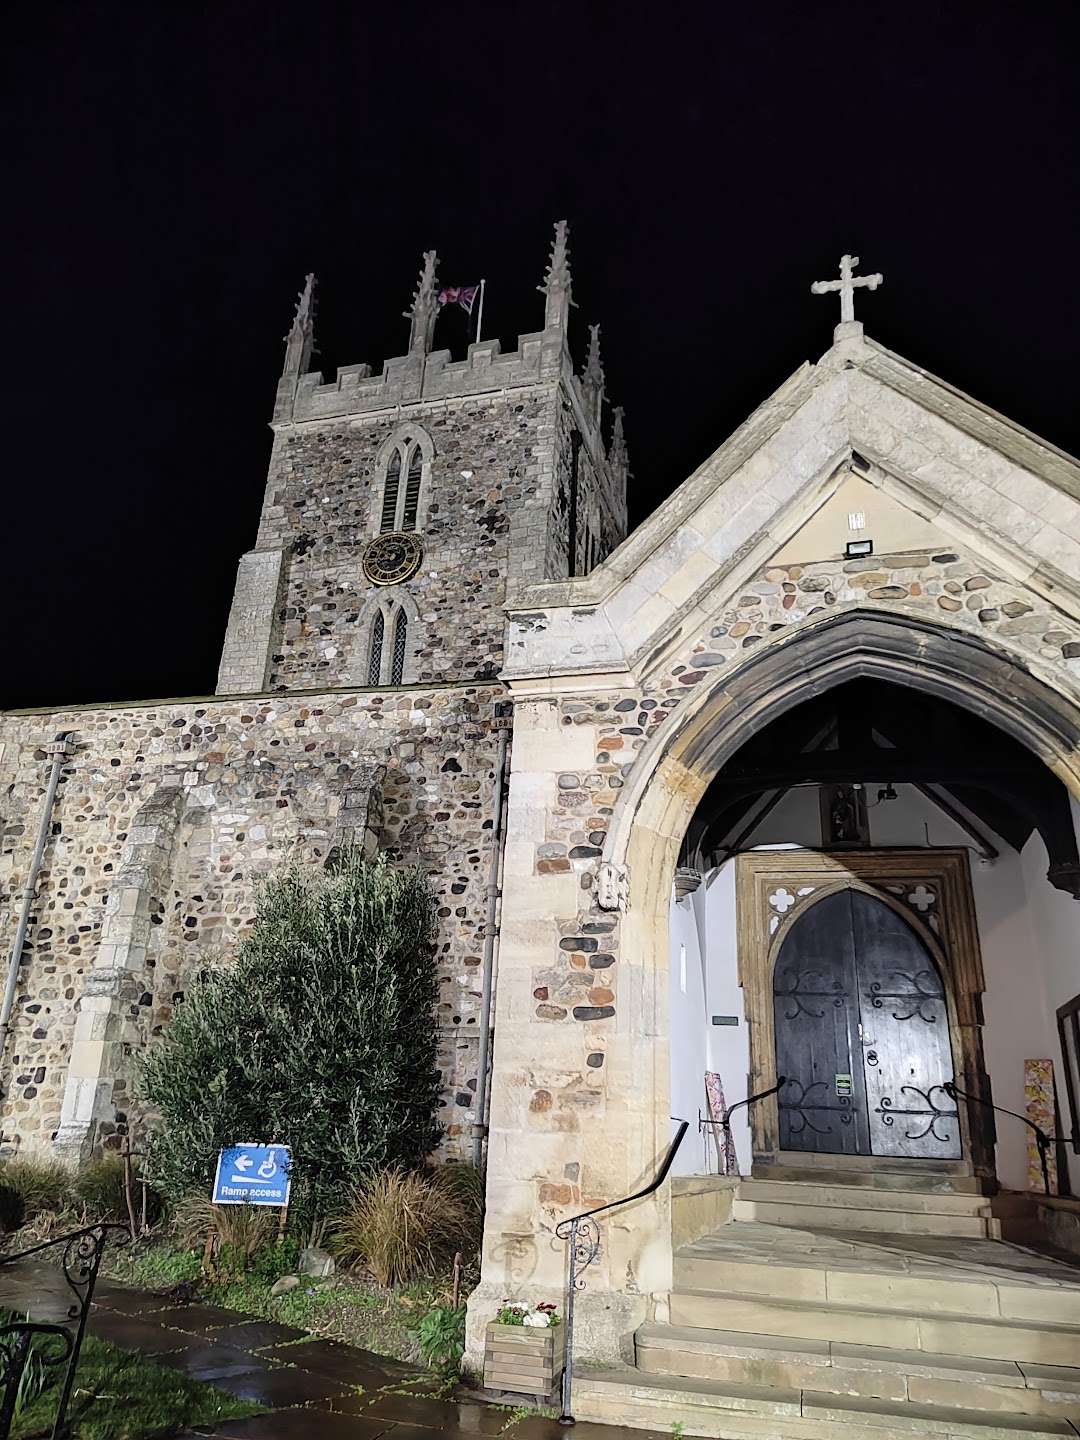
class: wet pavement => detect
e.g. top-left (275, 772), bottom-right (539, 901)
top-left (1, 1261), bottom-right (664, 1439)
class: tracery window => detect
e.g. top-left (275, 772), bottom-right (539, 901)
top-left (364, 596), bottom-right (415, 685)
top-left (367, 611), bottom-right (385, 685)
top-left (376, 430), bottom-right (430, 534)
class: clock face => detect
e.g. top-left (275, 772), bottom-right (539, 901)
top-left (362, 532), bottom-right (423, 586)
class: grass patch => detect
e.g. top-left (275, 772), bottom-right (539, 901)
top-left (102, 1236), bottom-right (470, 1365)
top-left (8, 1324), bottom-right (259, 1440)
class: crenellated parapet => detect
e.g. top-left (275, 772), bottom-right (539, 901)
top-left (283, 330), bottom-right (570, 425)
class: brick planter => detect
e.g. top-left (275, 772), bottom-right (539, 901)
top-left (483, 1321), bottom-right (565, 1396)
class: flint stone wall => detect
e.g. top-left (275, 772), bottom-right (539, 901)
top-left (252, 394), bottom-right (552, 693)
top-left (0, 683), bottom-right (504, 1154)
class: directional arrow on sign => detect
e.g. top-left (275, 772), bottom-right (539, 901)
top-left (234, 1154), bottom-right (253, 1172)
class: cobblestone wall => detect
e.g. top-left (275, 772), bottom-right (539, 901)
top-left (0, 683), bottom-right (505, 1154)
top-left (253, 395), bottom-right (556, 691)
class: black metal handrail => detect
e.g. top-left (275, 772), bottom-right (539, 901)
top-left (943, 1081), bottom-right (1068, 1197)
top-left (553, 1119), bottom-right (689, 1426)
top-left (553, 1076), bottom-right (788, 1427)
top-left (0, 1221), bottom-right (128, 1439)
top-left (699, 1076), bottom-right (788, 1173)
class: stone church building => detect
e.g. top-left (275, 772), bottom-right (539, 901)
top-left (3, 232), bottom-right (1080, 1434)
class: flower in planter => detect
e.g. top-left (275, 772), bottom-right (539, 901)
top-left (493, 1299), bottom-right (561, 1327)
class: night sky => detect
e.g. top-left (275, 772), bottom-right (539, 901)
top-left (6, 3), bottom-right (1078, 709)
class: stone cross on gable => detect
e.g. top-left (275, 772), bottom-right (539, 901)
top-left (811, 254), bottom-right (883, 326)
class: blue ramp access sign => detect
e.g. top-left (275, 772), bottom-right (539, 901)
top-left (212, 1144), bottom-right (292, 1207)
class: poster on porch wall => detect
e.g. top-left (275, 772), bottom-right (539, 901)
top-left (705, 1072), bottom-right (739, 1176)
top-left (1024, 1058), bottom-right (1059, 1194)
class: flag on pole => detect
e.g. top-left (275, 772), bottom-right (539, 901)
top-left (437, 284), bottom-right (481, 315)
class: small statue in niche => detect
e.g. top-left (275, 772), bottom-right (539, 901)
top-left (821, 783), bottom-right (869, 847)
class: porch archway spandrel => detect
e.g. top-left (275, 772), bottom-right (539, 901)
top-left (602, 608), bottom-right (1080, 889)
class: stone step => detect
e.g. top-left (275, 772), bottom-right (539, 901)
top-left (635, 1322), bottom-right (1080, 1420)
top-left (571, 1367), bottom-right (1078, 1439)
top-left (731, 1196), bottom-right (997, 1236)
top-left (669, 1288), bottom-right (1080, 1366)
top-left (737, 1178), bottom-right (994, 1214)
top-left (674, 1248), bottom-right (1080, 1323)
top-left (752, 1161), bottom-right (984, 1193)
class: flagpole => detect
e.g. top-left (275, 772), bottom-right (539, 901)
top-left (475, 279), bottom-right (486, 344)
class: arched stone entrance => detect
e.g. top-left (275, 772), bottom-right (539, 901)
top-left (472, 606), bottom-right (1080, 1365)
top-left (611, 609), bottom-right (1080, 1298)
top-left (613, 609), bottom-right (1080, 1185)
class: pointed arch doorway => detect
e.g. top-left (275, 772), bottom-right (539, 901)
top-left (736, 848), bottom-right (991, 1178)
top-left (773, 886), bottom-right (960, 1160)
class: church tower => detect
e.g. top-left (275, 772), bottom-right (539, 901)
top-left (216, 223), bottom-right (628, 696)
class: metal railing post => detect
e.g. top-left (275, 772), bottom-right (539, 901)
top-left (0, 1222), bottom-right (127, 1440)
top-left (944, 1081), bottom-right (1067, 1197)
top-left (555, 1120), bottom-right (689, 1426)
top-left (698, 1076), bottom-right (788, 1175)
top-left (554, 1080), bottom-right (791, 1423)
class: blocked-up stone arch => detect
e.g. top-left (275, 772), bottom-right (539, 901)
top-left (52, 785), bottom-right (210, 1163)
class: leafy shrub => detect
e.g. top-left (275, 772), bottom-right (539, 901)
top-left (0, 1156), bottom-right (74, 1219)
top-left (412, 1302), bottom-right (466, 1371)
top-left (140, 850), bottom-right (440, 1221)
top-left (333, 1167), bottom-right (473, 1286)
top-left (249, 1236), bottom-right (300, 1285)
top-left (172, 1192), bottom-right (277, 1261)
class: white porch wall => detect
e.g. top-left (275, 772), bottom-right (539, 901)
top-left (669, 884), bottom-right (710, 1175)
top-left (704, 863), bottom-right (751, 1173)
top-left (1017, 807), bottom-right (1080, 1195)
top-left (668, 862), bottom-right (750, 1177)
top-left (668, 784), bottom-right (1080, 1193)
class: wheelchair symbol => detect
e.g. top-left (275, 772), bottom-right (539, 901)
top-left (257, 1150), bottom-right (278, 1180)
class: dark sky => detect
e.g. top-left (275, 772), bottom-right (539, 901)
top-left (5, 2), bottom-right (1078, 709)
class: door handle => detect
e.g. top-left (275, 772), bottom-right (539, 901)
top-left (865, 1050), bottom-right (879, 1067)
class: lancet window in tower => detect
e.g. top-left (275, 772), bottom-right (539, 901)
top-left (367, 611), bottom-right (385, 686)
top-left (377, 431), bottom-right (430, 533)
top-left (365, 598), bottom-right (413, 685)
top-left (391, 608), bottom-right (408, 684)
top-left (380, 453), bottom-right (401, 532)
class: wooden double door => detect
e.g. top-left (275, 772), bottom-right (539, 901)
top-left (773, 888), bottom-right (961, 1159)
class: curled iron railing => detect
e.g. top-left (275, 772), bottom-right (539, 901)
top-left (554, 1119), bottom-right (689, 1426)
top-left (0, 1222), bottom-right (128, 1439)
top-left (553, 1078), bottom-right (790, 1425)
top-left (943, 1080), bottom-right (1068, 1197)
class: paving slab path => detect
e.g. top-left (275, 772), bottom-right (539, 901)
top-left (2, 1261), bottom-right (663, 1439)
